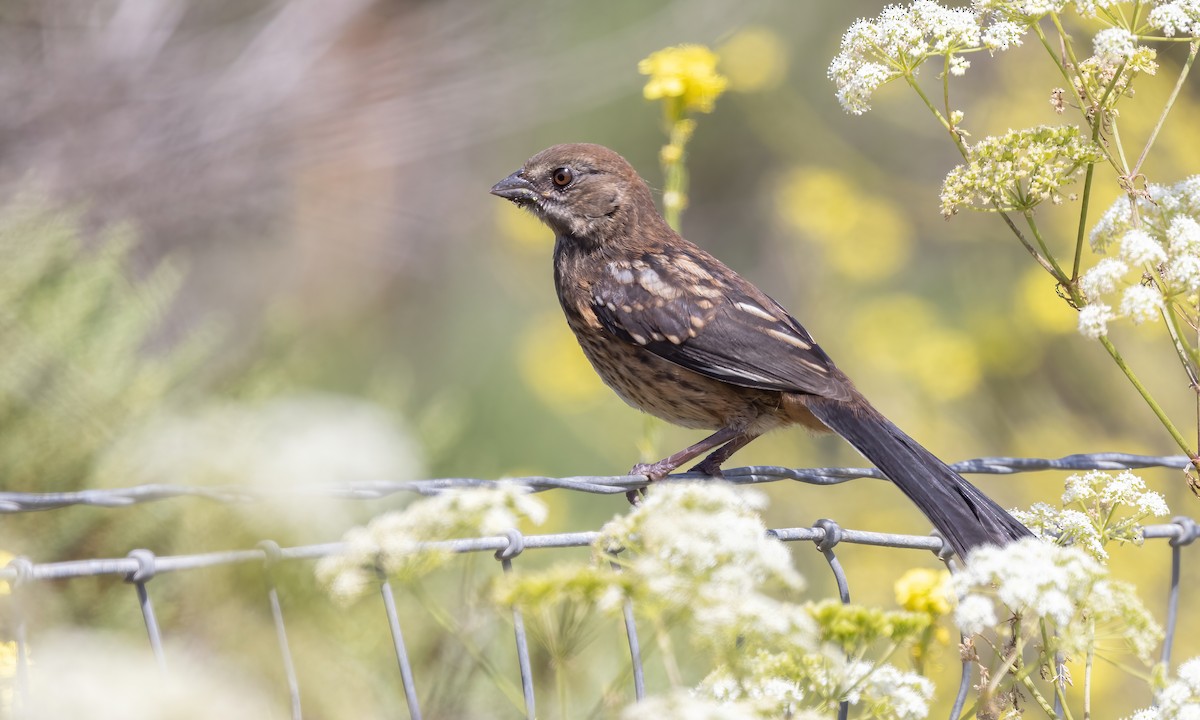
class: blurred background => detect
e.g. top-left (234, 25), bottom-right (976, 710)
top-left (0, 0), bottom-right (1198, 717)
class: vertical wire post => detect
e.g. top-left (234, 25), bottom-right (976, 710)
top-left (811, 520), bottom-right (850, 720)
top-left (259, 540), bottom-right (303, 720)
top-left (496, 529), bottom-right (535, 720)
top-left (379, 577), bottom-right (422, 720)
top-left (125, 549), bottom-right (166, 671)
top-left (7, 557), bottom-right (32, 715)
top-left (1161, 517), bottom-right (1196, 680)
top-left (937, 537), bottom-right (974, 720)
top-left (609, 558), bottom-right (645, 702)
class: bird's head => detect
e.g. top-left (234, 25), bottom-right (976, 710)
top-left (490, 143), bottom-right (657, 245)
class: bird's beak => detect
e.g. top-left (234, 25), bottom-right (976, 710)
top-left (490, 171), bottom-right (538, 204)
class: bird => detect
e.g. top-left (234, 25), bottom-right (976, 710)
top-left (490, 143), bottom-right (1031, 558)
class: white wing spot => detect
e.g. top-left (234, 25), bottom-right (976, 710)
top-left (674, 256), bottom-right (712, 281)
top-left (637, 268), bottom-right (681, 299)
top-left (764, 327), bottom-right (812, 350)
top-left (608, 262), bottom-right (635, 285)
top-left (736, 301), bottom-right (779, 322)
top-left (709, 361), bottom-right (779, 385)
top-left (798, 358), bottom-right (828, 374)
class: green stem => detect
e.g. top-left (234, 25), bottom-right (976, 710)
top-left (1033, 21), bottom-right (1077, 88)
top-left (942, 54), bottom-right (953, 122)
top-left (1085, 642), bottom-right (1094, 720)
top-left (1050, 13), bottom-right (1089, 88)
top-left (999, 209), bottom-right (1062, 278)
top-left (1161, 297), bottom-right (1200, 389)
top-left (1131, 40), bottom-right (1200, 178)
top-left (1020, 675), bottom-right (1063, 719)
top-left (651, 615), bottom-right (683, 687)
top-left (1024, 211), bottom-right (1071, 286)
top-left (1138, 36), bottom-right (1200, 42)
top-left (1040, 619), bottom-right (1074, 720)
top-left (558, 657), bottom-right (570, 720)
top-left (659, 113), bottom-right (695, 233)
top-left (1071, 92), bottom-right (1108, 283)
top-left (1073, 162), bottom-right (1096, 282)
top-left (905, 74), bottom-right (967, 157)
top-left (986, 636), bottom-right (1025, 697)
top-left (1110, 118), bottom-right (1132, 175)
top-left (1099, 335), bottom-right (1198, 461)
top-left (662, 161), bottom-right (686, 232)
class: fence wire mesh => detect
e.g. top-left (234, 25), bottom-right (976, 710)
top-left (2, 452), bottom-right (1197, 720)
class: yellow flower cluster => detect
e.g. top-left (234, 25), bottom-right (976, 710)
top-left (894, 567), bottom-right (954, 617)
top-left (638, 45), bottom-right (727, 114)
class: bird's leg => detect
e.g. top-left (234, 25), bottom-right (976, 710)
top-left (626, 426), bottom-right (743, 503)
top-left (690, 431), bottom-right (761, 477)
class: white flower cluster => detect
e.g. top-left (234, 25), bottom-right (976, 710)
top-left (1071, 0), bottom-right (1123, 16)
top-left (619, 690), bottom-right (766, 720)
top-left (1015, 502), bottom-right (1108, 557)
top-left (829, 1), bottom-right (1022, 114)
top-left (1091, 27), bottom-right (1159, 74)
top-left (843, 661), bottom-right (935, 720)
top-left (955, 538), bottom-right (1162, 662)
top-left (1126, 657), bottom-right (1200, 720)
top-left (1061, 469), bottom-right (1171, 516)
top-left (598, 481), bottom-right (811, 647)
top-left (940, 125), bottom-right (1103, 216)
top-left (1019, 470), bottom-right (1168, 558)
top-left (974, 0), bottom-right (1067, 20)
top-left (700, 656), bottom-right (811, 719)
top-left (975, 0), bottom-right (1135, 21)
top-left (699, 649), bottom-right (933, 720)
top-left (590, 482), bottom-right (936, 719)
top-left (315, 483), bottom-right (547, 603)
top-left (954, 539), bottom-right (1104, 633)
top-left (1079, 175), bottom-right (1200, 337)
top-left (1148, 0), bottom-right (1200, 37)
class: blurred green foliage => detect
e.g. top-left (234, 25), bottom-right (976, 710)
top-left (0, 199), bottom-right (209, 493)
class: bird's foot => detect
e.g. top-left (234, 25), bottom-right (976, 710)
top-left (688, 457), bottom-right (726, 478)
top-left (625, 460), bottom-right (676, 505)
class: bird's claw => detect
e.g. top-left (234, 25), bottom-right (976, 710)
top-left (688, 458), bottom-right (725, 478)
top-left (625, 460), bottom-right (674, 506)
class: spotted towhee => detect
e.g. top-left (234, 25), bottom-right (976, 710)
top-left (491, 143), bottom-right (1030, 558)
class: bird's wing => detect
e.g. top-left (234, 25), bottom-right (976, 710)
top-left (589, 249), bottom-right (853, 401)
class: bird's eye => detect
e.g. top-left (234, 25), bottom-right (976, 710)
top-left (552, 167), bottom-right (574, 187)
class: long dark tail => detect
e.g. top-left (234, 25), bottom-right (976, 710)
top-left (806, 396), bottom-right (1031, 559)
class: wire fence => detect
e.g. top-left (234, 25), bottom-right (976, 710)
top-left (2, 452), bottom-right (1197, 719)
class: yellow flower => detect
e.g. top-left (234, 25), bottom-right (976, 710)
top-left (894, 568), bottom-right (954, 617)
top-left (638, 45), bottom-right (727, 114)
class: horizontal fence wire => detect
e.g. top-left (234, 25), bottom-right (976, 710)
top-left (0, 451), bottom-right (1190, 513)
top-left (3, 451), bottom-right (1198, 720)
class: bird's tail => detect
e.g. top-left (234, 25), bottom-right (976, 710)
top-left (805, 395), bottom-right (1031, 559)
